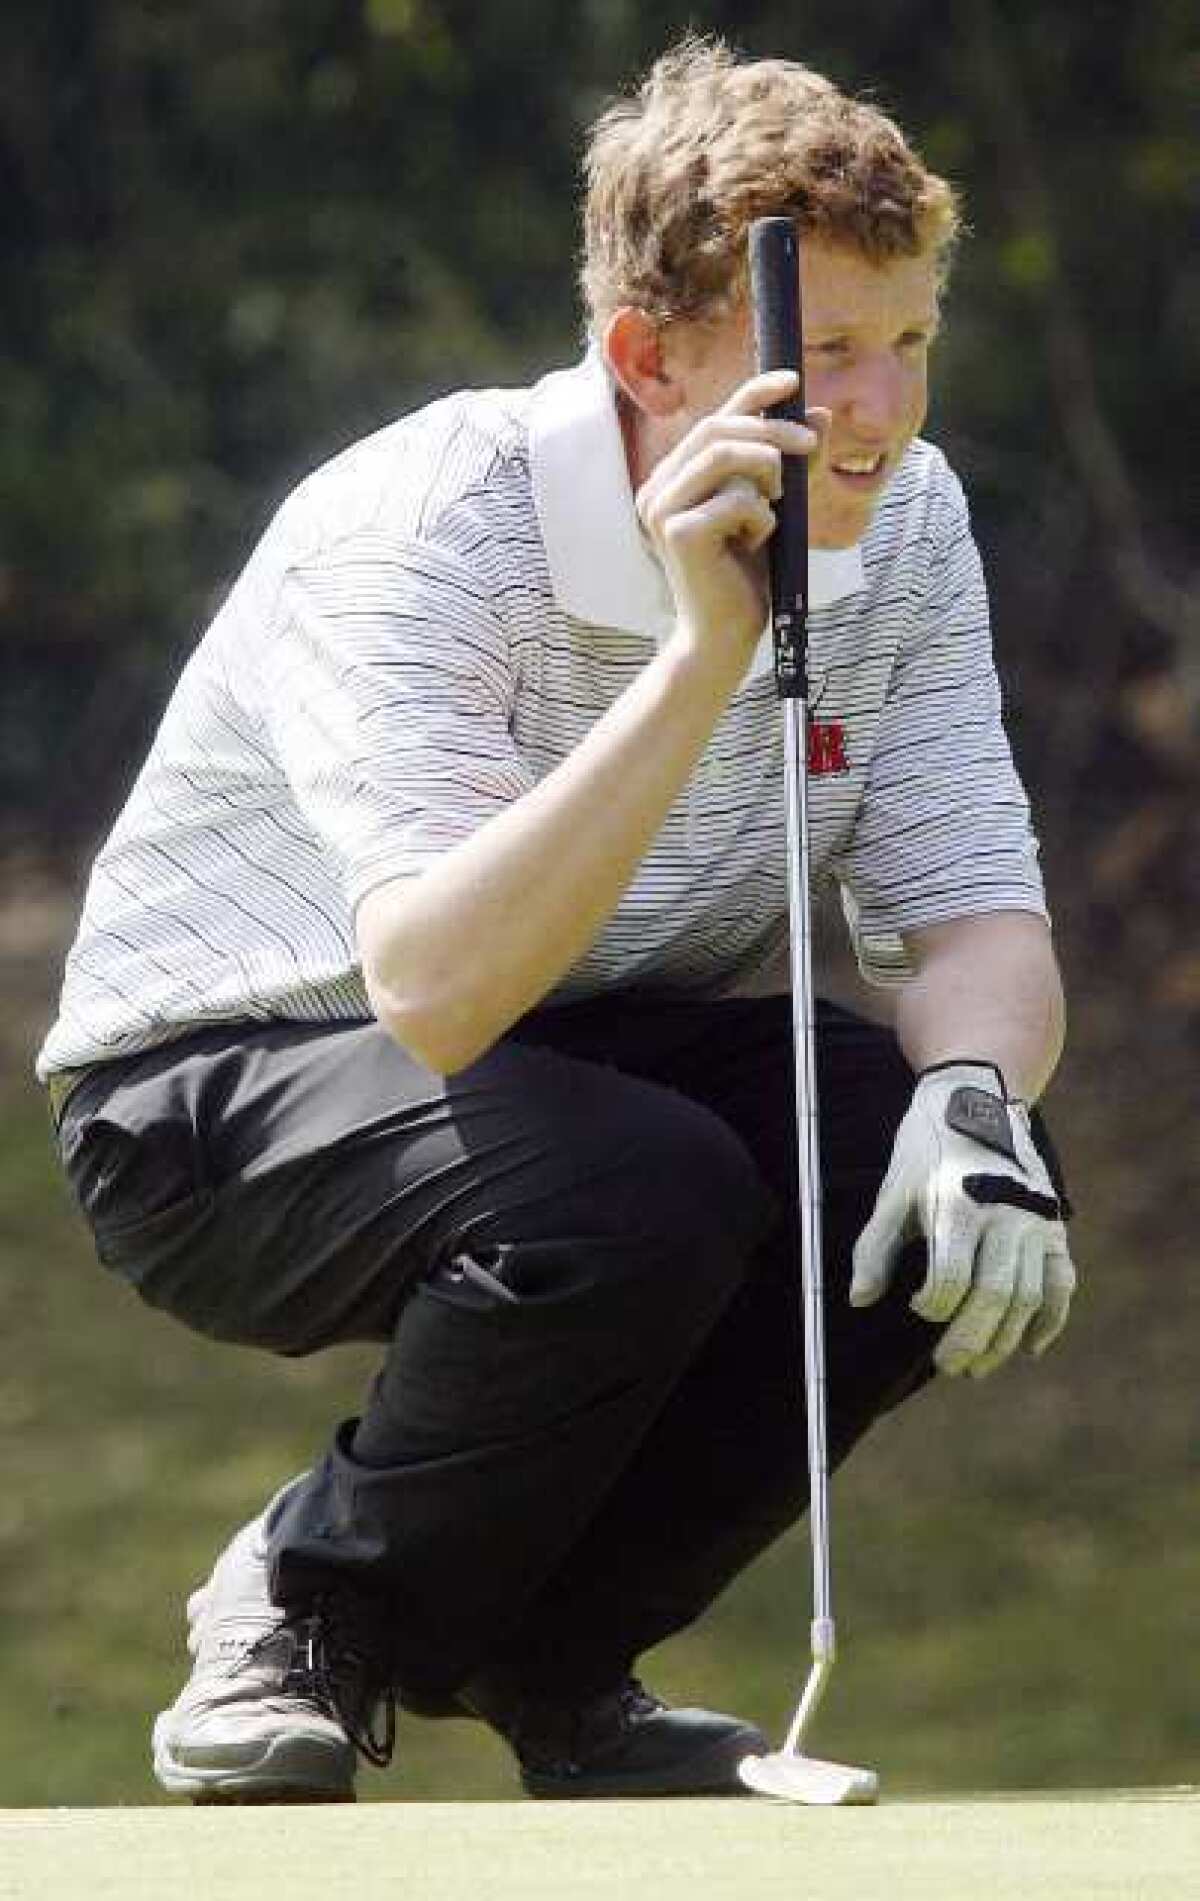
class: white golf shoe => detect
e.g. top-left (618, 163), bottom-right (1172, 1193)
top-left (151, 1483), bottom-right (363, 1803)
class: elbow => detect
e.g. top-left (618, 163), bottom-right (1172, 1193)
top-left (356, 881), bottom-right (514, 1074)
top-left (364, 968), bottom-right (496, 1077)
top-left (389, 1014), bottom-right (495, 1079)
top-left (357, 881), bottom-right (498, 1074)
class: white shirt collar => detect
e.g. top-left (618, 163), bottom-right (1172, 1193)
top-left (529, 349), bottom-right (864, 680)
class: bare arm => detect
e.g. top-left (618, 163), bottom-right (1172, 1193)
top-left (358, 635), bottom-right (750, 1073)
top-left (895, 910), bottom-right (1065, 1100)
top-left (358, 370), bottom-right (815, 1074)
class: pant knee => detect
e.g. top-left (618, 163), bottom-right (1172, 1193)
top-left (670, 1105), bottom-right (773, 1253)
top-left (603, 1093), bottom-right (776, 1306)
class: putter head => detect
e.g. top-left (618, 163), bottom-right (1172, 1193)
top-left (738, 1749), bottom-right (879, 1807)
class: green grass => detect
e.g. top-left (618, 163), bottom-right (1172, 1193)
top-left (2, 1074), bottom-right (1197, 1808)
top-left (3, 1794), bottom-right (1199, 1901)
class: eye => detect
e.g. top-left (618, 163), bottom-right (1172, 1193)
top-left (807, 338), bottom-right (851, 360)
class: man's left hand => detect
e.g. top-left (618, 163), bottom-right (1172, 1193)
top-left (849, 1060), bottom-right (1076, 1378)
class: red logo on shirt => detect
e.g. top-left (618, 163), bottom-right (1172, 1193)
top-left (808, 719), bottom-right (849, 777)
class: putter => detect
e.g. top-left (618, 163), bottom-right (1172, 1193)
top-left (737, 217), bottom-right (879, 1808)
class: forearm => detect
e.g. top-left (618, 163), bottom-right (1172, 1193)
top-left (358, 632), bottom-right (746, 1072)
top-left (895, 911), bottom-right (1065, 1101)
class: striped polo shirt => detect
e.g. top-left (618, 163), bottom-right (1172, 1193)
top-left (37, 352), bottom-right (1046, 1077)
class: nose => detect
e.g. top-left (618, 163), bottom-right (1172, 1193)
top-left (843, 351), bottom-right (906, 436)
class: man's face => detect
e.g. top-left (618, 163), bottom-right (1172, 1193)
top-left (668, 240), bottom-right (943, 548)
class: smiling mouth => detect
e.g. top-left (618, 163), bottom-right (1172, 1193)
top-left (830, 451), bottom-right (888, 486)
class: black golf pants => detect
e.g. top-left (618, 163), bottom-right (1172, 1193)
top-left (56, 992), bottom-right (940, 1701)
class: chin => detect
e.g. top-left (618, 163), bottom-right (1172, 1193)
top-left (810, 521), bottom-right (871, 550)
top-left (810, 472), bottom-right (892, 548)
top-left (811, 498), bottom-right (879, 548)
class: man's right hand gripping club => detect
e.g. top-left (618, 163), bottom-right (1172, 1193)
top-left (636, 368), bottom-right (824, 673)
top-left (849, 1061), bottom-right (1076, 1379)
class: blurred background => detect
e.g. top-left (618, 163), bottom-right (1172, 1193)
top-left (1, 0), bottom-right (1196, 1805)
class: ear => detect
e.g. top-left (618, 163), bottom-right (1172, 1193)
top-left (601, 307), bottom-right (687, 419)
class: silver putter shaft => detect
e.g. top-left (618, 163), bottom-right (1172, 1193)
top-left (739, 217), bottom-right (878, 1809)
top-left (738, 698), bottom-right (877, 1807)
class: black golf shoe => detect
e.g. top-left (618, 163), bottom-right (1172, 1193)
top-left (462, 1675), bottom-right (767, 1799)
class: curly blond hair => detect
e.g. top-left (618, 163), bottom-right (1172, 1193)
top-left (582, 36), bottom-right (961, 329)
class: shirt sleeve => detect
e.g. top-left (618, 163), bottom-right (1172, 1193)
top-left (254, 529), bottom-right (535, 910)
top-left (833, 462), bottom-right (1048, 987)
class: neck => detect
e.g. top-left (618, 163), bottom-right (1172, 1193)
top-left (615, 385), bottom-right (681, 499)
top-left (615, 386), bottom-right (646, 493)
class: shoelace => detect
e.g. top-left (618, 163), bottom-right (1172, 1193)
top-left (251, 1600), bottom-right (397, 1769)
top-left (302, 1606), bottom-right (397, 1769)
top-left (512, 1676), bottom-right (666, 1774)
top-left (618, 1677), bottom-right (663, 1723)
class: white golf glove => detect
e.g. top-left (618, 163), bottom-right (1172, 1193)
top-left (850, 1060), bottom-right (1076, 1378)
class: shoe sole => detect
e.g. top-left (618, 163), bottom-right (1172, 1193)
top-left (521, 1723), bottom-right (767, 1800)
top-left (152, 1714), bottom-right (356, 1804)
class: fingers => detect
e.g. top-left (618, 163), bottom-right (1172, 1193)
top-left (717, 369), bottom-right (831, 442)
top-left (658, 477), bottom-right (777, 561)
top-left (638, 412), bottom-right (819, 537)
top-left (854, 1071), bottom-right (1077, 1381)
top-left (852, 1144), bottom-right (1076, 1377)
top-left (927, 1220), bottom-right (1075, 1379)
top-left (1024, 1239), bottom-right (1076, 1357)
top-left (639, 378), bottom-right (823, 516)
top-left (720, 368), bottom-right (802, 416)
top-left (717, 376), bottom-right (831, 484)
top-left (640, 438), bottom-right (785, 538)
top-left (635, 378), bottom-right (830, 658)
top-left (935, 1222), bottom-right (1039, 1378)
top-left (849, 1178), bottom-right (909, 1308)
top-left (910, 1166), bottom-right (980, 1324)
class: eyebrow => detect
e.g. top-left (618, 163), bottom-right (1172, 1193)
top-left (805, 310), bottom-right (942, 340)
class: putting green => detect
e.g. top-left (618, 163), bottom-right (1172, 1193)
top-left (2, 1791), bottom-right (1196, 1900)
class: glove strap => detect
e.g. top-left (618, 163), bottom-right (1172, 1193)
top-left (962, 1173), bottom-right (1062, 1221)
top-left (919, 1057), bottom-right (1008, 1097)
top-left (1029, 1109), bottom-right (1075, 1221)
top-left (919, 1059), bottom-right (1074, 1225)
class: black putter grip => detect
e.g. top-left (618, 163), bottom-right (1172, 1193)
top-left (748, 217), bottom-right (808, 698)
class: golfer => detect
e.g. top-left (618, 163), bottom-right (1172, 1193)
top-left (40, 37), bottom-right (1075, 1802)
